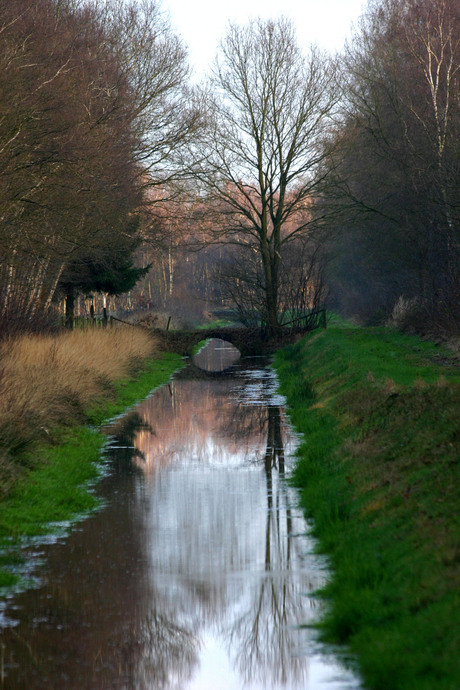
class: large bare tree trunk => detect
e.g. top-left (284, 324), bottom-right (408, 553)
top-left (188, 17), bottom-right (336, 334)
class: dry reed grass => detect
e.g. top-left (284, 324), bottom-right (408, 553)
top-left (0, 327), bottom-right (157, 493)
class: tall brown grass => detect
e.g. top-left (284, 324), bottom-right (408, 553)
top-left (0, 327), bottom-right (157, 495)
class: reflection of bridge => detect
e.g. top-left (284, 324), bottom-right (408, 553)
top-left (151, 310), bottom-right (326, 357)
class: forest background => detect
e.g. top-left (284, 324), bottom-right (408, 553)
top-left (0, 0), bottom-right (458, 338)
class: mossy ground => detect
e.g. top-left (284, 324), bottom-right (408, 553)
top-left (274, 325), bottom-right (460, 690)
top-left (0, 351), bottom-right (183, 591)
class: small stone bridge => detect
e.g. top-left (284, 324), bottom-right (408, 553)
top-left (150, 310), bottom-right (326, 357)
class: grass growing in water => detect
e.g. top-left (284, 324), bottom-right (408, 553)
top-left (274, 325), bottom-right (460, 690)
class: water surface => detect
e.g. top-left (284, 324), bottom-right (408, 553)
top-left (0, 341), bottom-right (361, 689)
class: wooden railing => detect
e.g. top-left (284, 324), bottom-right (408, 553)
top-left (280, 308), bottom-right (327, 332)
top-left (61, 314), bottom-right (138, 329)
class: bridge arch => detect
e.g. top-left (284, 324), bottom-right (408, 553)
top-left (151, 326), bottom-right (266, 357)
top-left (150, 311), bottom-right (326, 357)
top-left (192, 338), bottom-right (241, 373)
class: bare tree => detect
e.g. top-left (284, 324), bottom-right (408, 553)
top-left (100, 0), bottom-right (200, 191)
top-left (216, 236), bottom-right (327, 328)
top-left (190, 17), bottom-right (337, 335)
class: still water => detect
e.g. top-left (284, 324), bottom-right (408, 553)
top-left (0, 340), bottom-right (361, 689)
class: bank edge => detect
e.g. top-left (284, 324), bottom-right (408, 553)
top-left (274, 325), bottom-right (460, 690)
top-left (0, 351), bottom-right (184, 594)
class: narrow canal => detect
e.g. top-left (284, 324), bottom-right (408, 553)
top-left (0, 340), bottom-right (361, 689)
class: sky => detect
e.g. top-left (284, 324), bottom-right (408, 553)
top-left (164, 0), bottom-right (366, 78)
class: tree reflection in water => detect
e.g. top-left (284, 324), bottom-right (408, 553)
top-left (104, 411), bottom-right (151, 474)
top-left (115, 612), bottom-right (200, 690)
top-left (217, 385), bottom-right (309, 687)
top-left (132, 364), bottom-right (325, 689)
top-left (0, 351), bottom-right (360, 690)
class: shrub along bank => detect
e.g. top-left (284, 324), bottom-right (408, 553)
top-left (0, 328), bottom-right (183, 591)
top-left (274, 325), bottom-right (460, 690)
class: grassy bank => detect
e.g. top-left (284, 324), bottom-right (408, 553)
top-left (0, 327), bottom-right (183, 590)
top-left (274, 325), bottom-right (460, 690)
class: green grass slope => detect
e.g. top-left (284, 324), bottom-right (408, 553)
top-left (274, 326), bottom-right (460, 690)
